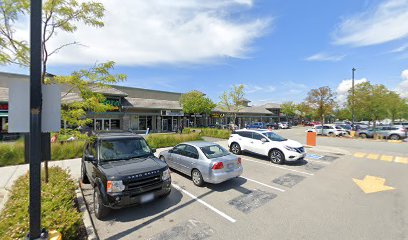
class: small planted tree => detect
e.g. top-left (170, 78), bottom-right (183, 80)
top-left (305, 86), bottom-right (336, 127)
top-left (180, 91), bottom-right (216, 127)
top-left (280, 101), bottom-right (297, 121)
top-left (219, 84), bottom-right (245, 125)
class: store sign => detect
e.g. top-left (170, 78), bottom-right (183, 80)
top-left (0, 103), bottom-right (8, 112)
top-left (161, 110), bottom-right (184, 116)
top-left (104, 98), bottom-right (121, 111)
top-left (211, 113), bottom-right (224, 118)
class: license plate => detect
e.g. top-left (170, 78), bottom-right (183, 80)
top-left (141, 193), bottom-right (154, 203)
top-left (227, 163), bottom-right (234, 169)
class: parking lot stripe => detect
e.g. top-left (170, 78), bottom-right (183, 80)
top-left (241, 177), bottom-right (286, 192)
top-left (353, 152), bottom-right (367, 158)
top-left (367, 153), bottom-right (379, 160)
top-left (172, 183), bottom-right (237, 223)
top-left (394, 157), bottom-right (408, 164)
top-left (380, 155), bottom-right (393, 162)
top-left (242, 158), bottom-right (314, 176)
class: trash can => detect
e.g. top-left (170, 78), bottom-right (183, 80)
top-left (306, 131), bottom-right (317, 146)
top-left (350, 130), bottom-right (356, 138)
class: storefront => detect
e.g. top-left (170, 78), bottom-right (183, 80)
top-left (0, 102), bottom-right (8, 133)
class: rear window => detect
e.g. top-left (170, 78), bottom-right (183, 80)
top-left (200, 145), bottom-right (229, 159)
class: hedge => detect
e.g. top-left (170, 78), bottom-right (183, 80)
top-left (0, 167), bottom-right (85, 240)
top-left (145, 133), bottom-right (202, 148)
top-left (184, 128), bottom-right (232, 139)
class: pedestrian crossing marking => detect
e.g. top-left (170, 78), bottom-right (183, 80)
top-left (395, 157), bottom-right (408, 164)
top-left (367, 154), bottom-right (379, 160)
top-left (353, 152), bottom-right (366, 158)
top-left (380, 155), bottom-right (393, 162)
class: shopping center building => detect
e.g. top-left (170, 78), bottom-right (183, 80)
top-left (0, 71), bottom-right (284, 133)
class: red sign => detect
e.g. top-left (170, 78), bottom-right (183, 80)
top-left (0, 103), bottom-right (8, 111)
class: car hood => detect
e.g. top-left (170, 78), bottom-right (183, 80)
top-left (99, 156), bottom-right (167, 180)
top-left (281, 139), bottom-right (303, 148)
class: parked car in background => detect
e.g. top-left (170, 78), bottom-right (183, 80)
top-left (307, 125), bottom-right (348, 136)
top-left (310, 121), bottom-right (321, 126)
top-left (228, 129), bottom-right (306, 164)
top-left (81, 131), bottom-right (171, 219)
top-left (266, 122), bottom-right (279, 130)
top-left (357, 125), bottom-right (408, 140)
top-left (278, 122), bottom-right (290, 129)
top-left (336, 124), bottom-right (352, 134)
top-left (159, 142), bottom-right (243, 186)
top-left (246, 122), bottom-right (265, 129)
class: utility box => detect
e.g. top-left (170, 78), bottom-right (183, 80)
top-left (306, 131), bottom-right (317, 146)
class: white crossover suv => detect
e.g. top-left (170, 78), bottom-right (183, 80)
top-left (228, 129), bottom-right (306, 164)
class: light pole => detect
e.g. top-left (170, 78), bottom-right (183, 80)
top-left (352, 68), bottom-right (356, 130)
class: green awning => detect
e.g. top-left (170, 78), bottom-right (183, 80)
top-left (0, 112), bottom-right (8, 117)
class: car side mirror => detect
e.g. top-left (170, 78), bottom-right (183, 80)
top-left (261, 138), bottom-right (267, 143)
top-left (85, 155), bottom-right (95, 162)
top-left (168, 149), bottom-right (173, 153)
top-left (151, 148), bottom-right (156, 153)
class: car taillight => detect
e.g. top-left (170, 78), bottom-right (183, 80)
top-left (212, 162), bottom-right (224, 170)
top-left (237, 157), bottom-right (242, 165)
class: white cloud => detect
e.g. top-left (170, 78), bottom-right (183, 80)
top-left (243, 84), bottom-right (276, 93)
top-left (305, 52), bottom-right (345, 62)
top-left (396, 69), bottom-right (408, 98)
top-left (333, 0), bottom-right (408, 46)
top-left (390, 43), bottom-right (408, 53)
top-left (12, 0), bottom-right (270, 66)
top-left (336, 78), bottom-right (368, 105)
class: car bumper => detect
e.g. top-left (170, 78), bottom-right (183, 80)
top-left (285, 151), bottom-right (306, 162)
top-left (206, 167), bottom-right (243, 184)
top-left (105, 179), bottom-right (172, 209)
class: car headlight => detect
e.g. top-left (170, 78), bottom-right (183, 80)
top-left (107, 180), bottom-right (125, 193)
top-left (162, 168), bottom-right (171, 181)
top-left (284, 145), bottom-right (297, 152)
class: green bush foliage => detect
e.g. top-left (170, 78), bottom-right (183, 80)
top-left (0, 167), bottom-right (83, 240)
top-left (184, 128), bottom-right (232, 139)
top-left (0, 141), bottom-right (84, 167)
top-left (146, 133), bottom-right (202, 148)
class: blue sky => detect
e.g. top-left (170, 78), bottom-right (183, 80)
top-left (2, 0), bottom-right (408, 105)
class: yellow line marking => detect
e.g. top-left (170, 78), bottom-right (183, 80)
top-left (353, 175), bottom-right (395, 194)
top-left (353, 152), bottom-right (367, 158)
top-left (367, 153), bottom-right (379, 160)
top-left (395, 157), bottom-right (408, 164)
top-left (380, 155), bottom-right (393, 162)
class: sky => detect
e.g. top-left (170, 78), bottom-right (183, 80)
top-left (1, 0), bottom-right (408, 106)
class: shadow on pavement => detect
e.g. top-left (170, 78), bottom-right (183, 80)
top-left (242, 152), bottom-right (308, 166)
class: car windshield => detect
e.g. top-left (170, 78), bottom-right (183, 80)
top-left (335, 126), bottom-right (343, 129)
top-left (262, 132), bottom-right (287, 142)
top-left (99, 138), bottom-right (152, 162)
top-left (200, 145), bottom-right (229, 159)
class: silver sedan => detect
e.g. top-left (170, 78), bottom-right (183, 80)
top-left (159, 141), bottom-right (243, 186)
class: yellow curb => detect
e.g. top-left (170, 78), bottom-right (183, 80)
top-left (387, 140), bottom-right (403, 143)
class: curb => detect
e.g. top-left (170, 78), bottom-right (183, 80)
top-left (387, 140), bottom-right (403, 143)
top-left (76, 184), bottom-right (99, 240)
top-left (0, 188), bottom-right (9, 213)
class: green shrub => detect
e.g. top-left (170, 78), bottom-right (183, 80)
top-left (0, 167), bottom-right (84, 240)
top-left (146, 133), bottom-right (202, 148)
top-left (51, 141), bottom-right (84, 161)
top-left (184, 128), bottom-right (232, 139)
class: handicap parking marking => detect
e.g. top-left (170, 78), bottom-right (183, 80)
top-left (272, 173), bottom-right (306, 188)
top-left (367, 153), bottom-right (379, 160)
top-left (148, 219), bottom-right (215, 240)
top-left (353, 152), bottom-right (367, 158)
top-left (305, 153), bottom-right (323, 159)
top-left (241, 176), bottom-right (286, 192)
top-left (242, 157), bottom-right (314, 176)
top-left (172, 183), bottom-right (237, 223)
top-left (380, 155), bottom-right (393, 162)
top-left (228, 189), bottom-right (277, 214)
top-left (395, 157), bottom-right (408, 164)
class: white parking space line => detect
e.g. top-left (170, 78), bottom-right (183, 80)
top-left (172, 183), bottom-right (237, 223)
top-left (241, 177), bottom-right (286, 192)
top-left (242, 158), bottom-right (314, 176)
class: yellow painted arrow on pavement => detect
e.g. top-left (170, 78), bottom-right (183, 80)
top-left (352, 175), bottom-right (395, 194)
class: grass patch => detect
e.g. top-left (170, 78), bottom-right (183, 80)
top-left (184, 128), bottom-right (232, 139)
top-left (0, 167), bottom-right (84, 240)
top-left (146, 133), bottom-right (202, 148)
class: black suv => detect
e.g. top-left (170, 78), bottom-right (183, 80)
top-left (81, 131), bottom-right (171, 219)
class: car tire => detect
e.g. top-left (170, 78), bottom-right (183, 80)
top-left (191, 169), bottom-right (204, 187)
top-left (93, 188), bottom-right (109, 220)
top-left (160, 189), bottom-right (171, 198)
top-left (360, 133), bottom-right (367, 139)
top-left (81, 162), bottom-right (90, 184)
top-left (328, 132), bottom-right (335, 137)
top-left (230, 143), bottom-right (242, 155)
top-left (269, 149), bottom-right (284, 164)
top-left (389, 134), bottom-right (400, 140)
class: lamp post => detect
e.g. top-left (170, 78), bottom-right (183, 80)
top-left (352, 68), bottom-right (356, 130)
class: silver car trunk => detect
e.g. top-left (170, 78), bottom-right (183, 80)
top-left (210, 154), bottom-right (239, 173)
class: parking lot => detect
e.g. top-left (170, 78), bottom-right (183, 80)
top-left (81, 128), bottom-right (408, 240)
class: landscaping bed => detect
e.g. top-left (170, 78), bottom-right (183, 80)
top-left (0, 167), bottom-right (86, 240)
top-left (145, 132), bottom-right (202, 148)
top-left (184, 128), bottom-right (232, 139)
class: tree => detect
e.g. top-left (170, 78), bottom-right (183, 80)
top-left (384, 91), bottom-right (405, 123)
top-left (218, 84), bottom-right (245, 125)
top-left (280, 101), bottom-right (297, 120)
top-left (305, 86), bottom-right (336, 126)
top-left (180, 91), bottom-right (216, 127)
top-left (334, 107), bottom-right (352, 121)
top-left (296, 102), bottom-right (314, 122)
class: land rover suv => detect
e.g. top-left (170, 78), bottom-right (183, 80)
top-left (81, 131), bottom-right (171, 219)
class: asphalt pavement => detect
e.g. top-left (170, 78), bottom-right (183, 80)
top-left (80, 129), bottom-right (408, 240)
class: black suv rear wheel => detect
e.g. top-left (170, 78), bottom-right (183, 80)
top-left (94, 188), bottom-right (109, 220)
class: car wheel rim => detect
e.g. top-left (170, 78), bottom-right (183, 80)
top-left (94, 191), bottom-right (99, 214)
top-left (192, 172), bottom-right (200, 184)
top-left (271, 151), bottom-right (282, 163)
top-left (391, 135), bottom-right (398, 140)
top-left (231, 144), bottom-right (239, 153)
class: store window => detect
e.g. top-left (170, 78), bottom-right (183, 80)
top-left (110, 119), bottom-right (121, 130)
top-left (138, 116), bottom-right (153, 130)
